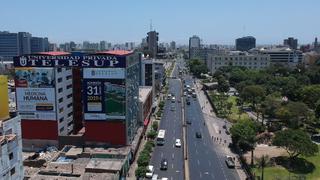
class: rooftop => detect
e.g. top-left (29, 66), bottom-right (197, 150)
top-left (139, 86), bottom-right (152, 102)
top-left (96, 50), bottom-right (133, 56)
top-left (36, 51), bottom-right (71, 56)
top-left (86, 158), bottom-right (123, 173)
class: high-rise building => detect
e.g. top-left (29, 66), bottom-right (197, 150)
top-left (284, 37), bottom-right (298, 50)
top-left (100, 41), bottom-right (107, 51)
top-left (170, 41), bottom-right (176, 51)
top-left (236, 36), bottom-right (256, 51)
top-left (147, 31), bottom-right (159, 58)
top-left (258, 48), bottom-right (303, 67)
top-left (31, 37), bottom-right (49, 53)
top-left (18, 32), bottom-right (32, 55)
top-left (189, 35), bottom-right (201, 59)
top-left (0, 75), bottom-right (24, 180)
top-left (0, 31), bottom-right (19, 57)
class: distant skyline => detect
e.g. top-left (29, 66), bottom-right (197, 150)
top-left (1, 0), bottom-right (319, 45)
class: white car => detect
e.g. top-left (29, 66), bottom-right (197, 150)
top-left (167, 94), bottom-right (172, 100)
top-left (171, 96), bottom-right (176, 102)
top-left (161, 178), bottom-right (168, 180)
top-left (175, 139), bottom-right (182, 147)
top-left (146, 165), bottom-right (154, 178)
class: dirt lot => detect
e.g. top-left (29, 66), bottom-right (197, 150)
top-left (243, 144), bottom-right (287, 164)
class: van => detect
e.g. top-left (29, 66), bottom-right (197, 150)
top-left (152, 174), bottom-right (158, 180)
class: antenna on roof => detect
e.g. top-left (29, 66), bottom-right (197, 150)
top-left (150, 19), bottom-right (153, 31)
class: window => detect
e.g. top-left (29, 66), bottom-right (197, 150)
top-left (59, 108), bottom-right (64, 113)
top-left (59, 117), bottom-right (64, 123)
top-left (67, 103), bottom-right (73, 108)
top-left (67, 84), bottom-right (72, 89)
top-left (58, 78), bottom-right (62, 83)
top-left (10, 167), bottom-right (15, 176)
top-left (9, 152), bottom-right (13, 160)
top-left (58, 88), bottom-right (63, 93)
top-left (66, 75), bottom-right (72, 80)
top-left (68, 121), bottom-right (73, 126)
top-left (59, 98), bottom-right (63, 103)
top-left (68, 112), bottom-right (73, 117)
top-left (57, 68), bottom-right (62, 73)
top-left (67, 94), bottom-right (73, 99)
top-left (60, 127), bottom-right (64, 133)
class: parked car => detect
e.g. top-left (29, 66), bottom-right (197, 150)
top-left (160, 159), bottom-right (168, 170)
top-left (186, 99), bottom-right (191, 105)
top-left (186, 119), bottom-right (192, 124)
top-left (146, 165), bottom-right (154, 178)
top-left (152, 174), bottom-right (158, 180)
top-left (167, 94), bottom-right (172, 100)
top-left (196, 132), bottom-right (202, 138)
top-left (175, 139), bottom-right (182, 147)
top-left (171, 96), bottom-right (176, 103)
top-left (225, 156), bottom-right (235, 168)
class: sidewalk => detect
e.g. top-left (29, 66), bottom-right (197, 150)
top-left (194, 80), bottom-right (248, 180)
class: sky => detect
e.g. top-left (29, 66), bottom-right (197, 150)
top-left (0, 0), bottom-right (319, 45)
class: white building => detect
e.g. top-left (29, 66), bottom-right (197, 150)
top-left (0, 115), bottom-right (23, 180)
top-left (55, 67), bottom-right (74, 136)
top-left (206, 51), bottom-right (270, 73)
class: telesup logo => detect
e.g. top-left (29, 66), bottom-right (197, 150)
top-left (19, 56), bottom-right (28, 66)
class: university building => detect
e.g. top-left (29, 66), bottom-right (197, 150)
top-left (13, 50), bottom-right (140, 150)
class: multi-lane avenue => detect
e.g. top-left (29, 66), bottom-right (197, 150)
top-left (150, 58), bottom-right (240, 180)
top-left (149, 62), bottom-right (184, 180)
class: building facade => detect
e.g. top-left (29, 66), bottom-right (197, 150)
top-left (236, 36), bottom-right (256, 51)
top-left (206, 52), bottom-right (270, 73)
top-left (0, 75), bottom-right (23, 180)
top-left (14, 52), bottom-right (73, 150)
top-left (284, 37), bottom-right (298, 50)
top-left (0, 31), bottom-right (19, 57)
top-left (147, 31), bottom-right (159, 58)
top-left (31, 37), bottom-right (49, 53)
top-left (189, 35), bottom-right (201, 59)
top-left (138, 86), bottom-right (153, 127)
top-left (258, 48), bottom-right (303, 67)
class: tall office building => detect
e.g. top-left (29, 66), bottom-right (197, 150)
top-left (18, 32), bottom-right (32, 55)
top-left (284, 37), bottom-right (298, 50)
top-left (0, 31), bottom-right (19, 57)
top-left (147, 31), bottom-right (159, 58)
top-left (189, 35), bottom-right (201, 59)
top-left (31, 37), bottom-right (49, 53)
top-left (170, 41), bottom-right (176, 51)
top-left (236, 36), bottom-right (256, 51)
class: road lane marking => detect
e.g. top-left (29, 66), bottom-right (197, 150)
top-left (200, 172), bottom-right (202, 178)
top-left (196, 149), bottom-right (198, 154)
top-left (161, 152), bottom-right (163, 158)
top-left (171, 163), bottom-right (174, 169)
top-left (197, 160), bottom-right (200, 165)
top-left (172, 153), bottom-right (175, 159)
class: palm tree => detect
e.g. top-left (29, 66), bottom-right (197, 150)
top-left (255, 155), bottom-right (269, 180)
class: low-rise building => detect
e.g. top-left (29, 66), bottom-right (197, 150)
top-left (138, 86), bottom-right (153, 127)
top-left (206, 51), bottom-right (270, 73)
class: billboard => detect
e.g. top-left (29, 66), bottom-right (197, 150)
top-left (83, 68), bottom-right (126, 120)
top-left (14, 55), bottom-right (126, 68)
top-left (16, 88), bottom-right (56, 120)
top-left (83, 68), bottom-right (125, 79)
top-left (15, 67), bottom-right (54, 88)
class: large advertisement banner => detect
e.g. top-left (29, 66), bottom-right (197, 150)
top-left (83, 68), bottom-right (125, 79)
top-left (14, 55), bottom-right (126, 68)
top-left (15, 68), bottom-right (54, 88)
top-left (16, 88), bottom-right (56, 120)
top-left (83, 68), bottom-right (126, 120)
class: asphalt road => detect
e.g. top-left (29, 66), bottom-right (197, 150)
top-left (183, 72), bottom-right (240, 179)
top-left (150, 62), bottom-right (184, 180)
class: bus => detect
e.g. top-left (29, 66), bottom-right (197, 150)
top-left (156, 129), bottom-right (166, 145)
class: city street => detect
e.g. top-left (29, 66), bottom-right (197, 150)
top-left (184, 75), bottom-right (240, 180)
top-left (149, 63), bottom-right (184, 180)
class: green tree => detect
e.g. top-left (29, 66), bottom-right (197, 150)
top-left (301, 85), bottom-right (320, 109)
top-left (135, 166), bottom-right (147, 178)
top-left (240, 85), bottom-right (266, 109)
top-left (273, 129), bottom-right (319, 159)
top-left (255, 155), bottom-right (269, 180)
top-left (152, 121), bottom-right (159, 131)
top-left (217, 75), bottom-right (230, 93)
top-left (230, 119), bottom-right (258, 166)
top-left (147, 130), bottom-right (157, 139)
